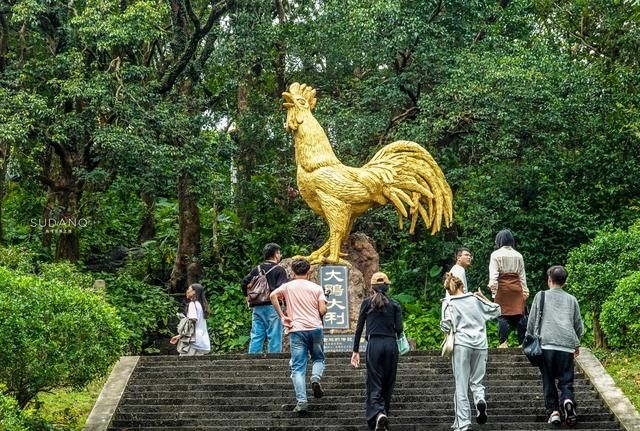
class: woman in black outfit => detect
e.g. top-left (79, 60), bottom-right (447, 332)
top-left (351, 271), bottom-right (404, 431)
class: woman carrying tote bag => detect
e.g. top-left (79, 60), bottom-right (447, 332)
top-left (351, 272), bottom-right (404, 431)
top-left (440, 273), bottom-right (501, 431)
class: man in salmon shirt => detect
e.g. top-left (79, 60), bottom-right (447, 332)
top-left (270, 259), bottom-right (328, 414)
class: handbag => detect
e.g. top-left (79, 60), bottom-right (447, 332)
top-left (522, 291), bottom-right (545, 366)
top-left (397, 332), bottom-right (410, 355)
top-left (440, 303), bottom-right (456, 358)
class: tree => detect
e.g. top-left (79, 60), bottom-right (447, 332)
top-left (566, 223), bottom-right (640, 347)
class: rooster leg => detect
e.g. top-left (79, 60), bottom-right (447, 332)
top-left (322, 202), bottom-right (352, 265)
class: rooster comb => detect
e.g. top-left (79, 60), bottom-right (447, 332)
top-left (287, 82), bottom-right (317, 111)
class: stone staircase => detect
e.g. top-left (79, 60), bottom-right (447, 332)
top-left (107, 349), bottom-right (622, 430)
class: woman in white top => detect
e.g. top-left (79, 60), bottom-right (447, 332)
top-left (487, 229), bottom-right (528, 348)
top-left (441, 273), bottom-right (501, 431)
top-left (170, 283), bottom-right (211, 355)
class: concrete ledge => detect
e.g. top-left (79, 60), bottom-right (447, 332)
top-left (576, 347), bottom-right (640, 431)
top-left (83, 356), bottom-right (140, 431)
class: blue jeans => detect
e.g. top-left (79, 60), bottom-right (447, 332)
top-left (248, 305), bottom-right (282, 353)
top-left (290, 328), bottom-right (325, 403)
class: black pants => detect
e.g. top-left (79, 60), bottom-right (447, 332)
top-left (498, 315), bottom-right (527, 344)
top-left (366, 336), bottom-right (399, 430)
top-left (538, 349), bottom-right (576, 415)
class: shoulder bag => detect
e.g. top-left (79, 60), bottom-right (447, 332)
top-left (522, 291), bottom-right (545, 366)
top-left (441, 303), bottom-right (456, 358)
top-left (397, 332), bottom-right (410, 355)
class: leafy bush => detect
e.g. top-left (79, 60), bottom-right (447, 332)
top-left (207, 282), bottom-right (251, 352)
top-left (601, 272), bottom-right (640, 349)
top-left (0, 245), bottom-right (38, 273)
top-left (102, 273), bottom-right (177, 354)
top-left (0, 392), bottom-right (28, 431)
top-left (567, 223), bottom-right (640, 315)
top-left (566, 222), bottom-right (640, 345)
top-left (0, 267), bottom-right (127, 408)
top-left (403, 304), bottom-right (444, 349)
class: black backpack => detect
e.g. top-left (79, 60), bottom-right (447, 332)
top-left (247, 265), bottom-right (278, 306)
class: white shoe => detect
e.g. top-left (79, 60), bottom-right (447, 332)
top-left (375, 413), bottom-right (389, 431)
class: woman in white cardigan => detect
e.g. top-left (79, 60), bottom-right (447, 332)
top-left (487, 229), bottom-right (529, 348)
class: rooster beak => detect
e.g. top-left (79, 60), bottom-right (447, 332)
top-left (282, 92), bottom-right (294, 103)
top-left (283, 102), bottom-right (294, 109)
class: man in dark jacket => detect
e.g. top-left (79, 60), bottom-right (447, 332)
top-left (241, 243), bottom-right (288, 353)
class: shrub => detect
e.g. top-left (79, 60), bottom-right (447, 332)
top-left (102, 273), bottom-right (177, 353)
top-left (0, 267), bottom-right (127, 408)
top-left (0, 245), bottom-right (37, 273)
top-left (404, 306), bottom-right (444, 350)
top-left (0, 392), bottom-right (28, 431)
top-left (567, 223), bottom-right (640, 315)
top-left (601, 271), bottom-right (640, 349)
top-left (207, 282), bottom-right (251, 352)
top-left (566, 222), bottom-right (640, 345)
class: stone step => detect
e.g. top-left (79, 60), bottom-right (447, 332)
top-left (122, 381), bottom-right (597, 393)
top-left (134, 365), bottom-right (564, 379)
top-left (120, 390), bottom-right (604, 404)
top-left (109, 417), bottom-right (620, 430)
top-left (120, 391), bottom-right (603, 404)
top-left (113, 410), bottom-right (614, 421)
top-left (116, 400), bottom-right (609, 413)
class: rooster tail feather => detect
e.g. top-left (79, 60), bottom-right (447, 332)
top-left (365, 140), bottom-right (453, 234)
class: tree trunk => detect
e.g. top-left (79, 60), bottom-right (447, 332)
top-left (0, 141), bottom-right (10, 244)
top-left (592, 311), bottom-right (608, 349)
top-left (170, 173), bottom-right (202, 293)
top-left (232, 78), bottom-right (257, 228)
top-left (210, 194), bottom-right (224, 273)
top-left (139, 191), bottom-right (156, 242)
top-left (54, 188), bottom-right (82, 262)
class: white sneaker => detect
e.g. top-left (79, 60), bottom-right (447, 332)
top-left (375, 413), bottom-right (389, 431)
top-left (548, 411), bottom-right (561, 425)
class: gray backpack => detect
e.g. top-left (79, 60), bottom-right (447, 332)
top-left (247, 265), bottom-right (277, 306)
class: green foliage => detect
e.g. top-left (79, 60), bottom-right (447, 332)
top-left (0, 245), bottom-right (38, 273)
top-left (601, 271), bottom-right (640, 349)
top-left (0, 267), bottom-right (127, 408)
top-left (102, 273), bottom-right (177, 354)
top-left (0, 390), bottom-right (54, 431)
top-left (403, 304), bottom-right (443, 349)
top-left (593, 349), bottom-right (640, 411)
top-left (0, 392), bottom-right (28, 431)
top-left (26, 376), bottom-right (106, 431)
top-left (567, 223), bottom-right (640, 315)
top-left (206, 282), bottom-right (251, 352)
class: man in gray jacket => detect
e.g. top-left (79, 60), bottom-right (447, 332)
top-left (527, 265), bottom-right (583, 427)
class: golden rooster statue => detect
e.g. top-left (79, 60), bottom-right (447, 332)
top-left (283, 82), bottom-right (453, 265)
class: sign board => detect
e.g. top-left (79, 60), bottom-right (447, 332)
top-left (320, 265), bottom-right (350, 329)
top-left (323, 333), bottom-right (366, 353)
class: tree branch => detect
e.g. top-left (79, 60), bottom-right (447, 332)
top-left (159, 0), bottom-right (233, 94)
top-left (377, 106), bottom-right (419, 147)
top-left (0, 13), bottom-right (8, 72)
top-left (185, 0), bottom-right (201, 31)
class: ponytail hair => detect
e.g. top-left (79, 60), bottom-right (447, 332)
top-left (189, 283), bottom-right (210, 319)
top-left (444, 272), bottom-right (464, 296)
top-left (369, 283), bottom-right (389, 312)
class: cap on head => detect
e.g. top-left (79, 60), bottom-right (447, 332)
top-left (370, 271), bottom-right (391, 285)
